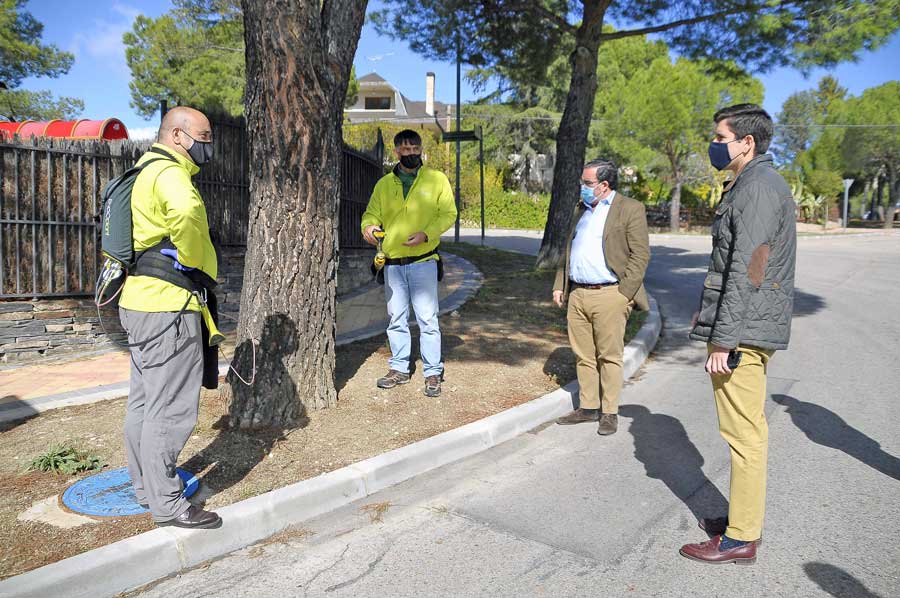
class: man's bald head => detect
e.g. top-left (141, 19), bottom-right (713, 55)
top-left (157, 106), bottom-right (212, 161)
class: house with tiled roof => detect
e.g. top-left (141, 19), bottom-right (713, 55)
top-left (344, 72), bottom-right (453, 134)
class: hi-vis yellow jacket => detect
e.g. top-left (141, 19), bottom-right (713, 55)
top-left (360, 166), bottom-right (457, 261)
top-left (118, 143), bottom-right (217, 312)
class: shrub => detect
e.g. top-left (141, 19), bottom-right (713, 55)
top-left (461, 189), bottom-right (550, 230)
top-left (28, 443), bottom-right (105, 475)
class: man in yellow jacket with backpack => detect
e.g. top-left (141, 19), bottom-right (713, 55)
top-left (118, 106), bottom-right (221, 529)
top-left (361, 129), bottom-right (457, 398)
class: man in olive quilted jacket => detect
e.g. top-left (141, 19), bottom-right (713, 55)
top-left (680, 104), bottom-right (796, 565)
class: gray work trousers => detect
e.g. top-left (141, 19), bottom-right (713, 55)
top-left (119, 307), bottom-right (203, 522)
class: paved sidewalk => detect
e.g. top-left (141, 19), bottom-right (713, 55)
top-left (0, 253), bottom-right (481, 421)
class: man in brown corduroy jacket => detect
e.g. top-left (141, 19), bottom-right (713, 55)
top-left (552, 158), bottom-right (650, 436)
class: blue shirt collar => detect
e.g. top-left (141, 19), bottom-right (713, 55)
top-left (587, 190), bottom-right (616, 211)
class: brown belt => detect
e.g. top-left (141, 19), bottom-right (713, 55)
top-left (570, 280), bottom-right (618, 290)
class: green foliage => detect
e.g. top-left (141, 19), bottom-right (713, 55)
top-left (124, 1), bottom-right (361, 118)
top-left (345, 65), bottom-right (359, 109)
top-left (28, 443), bottom-right (105, 475)
top-left (0, 0), bottom-right (82, 121)
top-left (0, 89), bottom-right (83, 121)
top-left (0, 0), bottom-right (73, 87)
top-left (775, 76), bottom-right (847, 165)
top-left (839, 82), bottom-right (900, 177)
top-left (124, 10), bottom-right (245, 118)
top-left (600, 55), bottom-right (762, 226)
top-left (460, 189), bottom-right (550, 230)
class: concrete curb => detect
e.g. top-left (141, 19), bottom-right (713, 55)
top-left (0, 253), bottom-right (482, 425)
top-left (0, 295), bottom-right (661, 598)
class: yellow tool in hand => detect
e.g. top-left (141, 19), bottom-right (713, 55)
top-left (373, 229), bottom-right (386, 270)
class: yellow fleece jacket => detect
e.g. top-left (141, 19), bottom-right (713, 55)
top-left (118, 143), bottom-right (217, 312)
top-left (360, 166), bottom-right (457, 261)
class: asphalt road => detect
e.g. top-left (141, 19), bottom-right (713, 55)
top-left (136, 230), bottom-right (900, 598)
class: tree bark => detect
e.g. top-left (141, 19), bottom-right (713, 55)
top-left (884, 165), bottom-right (897, 229)
top-left (536, 0), bottom-right (610, 269)
top-left (670, 179), bottom-right (683, 233)
top-left (221, 0), bottom-right (367, 429)
top-left (667, 149), bottom-right (683, 233)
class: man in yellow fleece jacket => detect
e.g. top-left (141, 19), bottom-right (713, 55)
top-left (118, 106), bottom-right (221, 529)
top-left (361, 129), bottom-right (457, 397)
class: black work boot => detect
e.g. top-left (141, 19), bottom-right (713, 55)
top-left (556, 408), bottom-right (599, 425)
top-left (597, 413), bottom-right (618, 435)
top-left (377, 370), bottom-right (411, 389)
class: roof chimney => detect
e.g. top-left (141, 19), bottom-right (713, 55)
top-left (425, 72), bottom-right (435, 117)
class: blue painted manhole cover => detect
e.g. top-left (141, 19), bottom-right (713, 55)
top-left (61, 466), bottom-right (199, 517)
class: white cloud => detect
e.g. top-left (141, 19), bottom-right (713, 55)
top-left (127, 126), bottom-right (158, 141)
top-left (69, 3), bottom-right (142, 75)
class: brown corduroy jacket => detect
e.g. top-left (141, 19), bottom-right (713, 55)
top-left (553, 193), bottom-right (651, 311)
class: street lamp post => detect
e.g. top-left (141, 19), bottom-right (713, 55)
top-left (843, 178), bottom-right (854, 229)
top-left (454, 35), bottom-right (461, 243)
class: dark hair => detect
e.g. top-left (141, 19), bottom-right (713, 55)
top-left (583, 158), bottom-right (618, 191)
top-left (713, 104), bottom-right (773, 154)
top-left (393, 129), bottom-right (422, 147)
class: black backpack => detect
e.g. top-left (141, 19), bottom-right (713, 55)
top-left (100, 147), bottom-right (176, 267)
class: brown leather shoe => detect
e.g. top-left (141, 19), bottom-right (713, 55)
top-left (377, 370), bottom-right (410, 389)
top-left (556, 408), bottom-right (599, 425)
top-left (157, 505), bottom-right (222, 529)
top-left (698, 517), bottom-right (763, 545)
top-left (679, 535), bottom-right (758, 565)
top-left (597, 413), bottom-right (618, 435)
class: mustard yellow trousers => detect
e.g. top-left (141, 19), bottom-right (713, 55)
top-left (709, 343), bottom-right (775, 542)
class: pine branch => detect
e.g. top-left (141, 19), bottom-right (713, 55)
top-left (599, 0), bottom-right (807, 42)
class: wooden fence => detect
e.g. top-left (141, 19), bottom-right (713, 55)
top-left (0, 117), bottom-right (383, 300)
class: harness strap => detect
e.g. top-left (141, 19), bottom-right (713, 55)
top-left (383, 248), bottom-right (438, 266)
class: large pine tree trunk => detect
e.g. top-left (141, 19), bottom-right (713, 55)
top-left (221, 0), bottom-right (367, 429)
top-left (535, 0), bottom-right (610, 269)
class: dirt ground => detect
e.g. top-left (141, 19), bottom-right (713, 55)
top-left (0, 242), bottom-right (645, 579)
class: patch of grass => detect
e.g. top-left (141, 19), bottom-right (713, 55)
top-left (443, 242), bottom-right (646, 344)
top-left (360, 501), bottom-right (393, 523)
top-left (27, 443), bottom-right (104, 475)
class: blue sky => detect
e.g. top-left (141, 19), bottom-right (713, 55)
top-left (18, 0), bottom-right (900, 139)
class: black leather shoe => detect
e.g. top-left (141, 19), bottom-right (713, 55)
top-left (157, 505), bottom-right (222, 529)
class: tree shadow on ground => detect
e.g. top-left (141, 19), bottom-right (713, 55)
top-left (772, 394), bottom-right (900, 481)
top-left (335, 334), bottom-right (389, 393)
top-left (185, 314), bottom-right (309, 503)
top-left (619, 404), bottom-right (729, 523)
top-left (803, 562), bottom-right (884, 598)
top-left (542, 346), bottom-right (576, 387)
top-left (0, 396), bottom-right (38, 432)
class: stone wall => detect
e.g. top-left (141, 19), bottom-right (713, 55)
top-left (0, 299), bottom-right (126, 363)
top-left (0, 247), bottom-right (374, 364)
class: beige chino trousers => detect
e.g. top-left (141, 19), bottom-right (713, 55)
top-left (567, 286), bottom-right (632, 414)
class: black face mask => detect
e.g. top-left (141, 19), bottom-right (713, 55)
top-left (182, 131), bottom-right (214, 166)
top-left (399, 154), bottom-right (422, 169)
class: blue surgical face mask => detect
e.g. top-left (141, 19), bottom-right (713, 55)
top-left (708, 140), bottom-right (736, 171)
top-left (580, 185), bottom-right (596, 206)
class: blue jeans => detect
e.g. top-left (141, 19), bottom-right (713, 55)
top-left (385, 260), bottom-right (443, 378)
